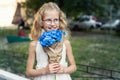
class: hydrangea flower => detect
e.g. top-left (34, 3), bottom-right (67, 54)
top-left (39, 30), bottom-right (63, 47)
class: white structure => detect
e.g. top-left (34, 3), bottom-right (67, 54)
top-left (0, 0), bottom-right (25, 27)
top-left (0, 69), bottom-right (30, 80)
top-left (0, 0), bottom-right (17, 27)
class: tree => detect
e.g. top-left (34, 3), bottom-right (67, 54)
top-left (23, 0), bottom-right (120, 19)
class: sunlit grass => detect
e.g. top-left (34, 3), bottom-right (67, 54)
top-left (0, 28), bottom-right (18, 38)
top-left (70, 35), bottom-right (120, 78)
top-left (0, 29), bottom-right (120, 78)
top-left (71, 36), bottom-right (120, 70)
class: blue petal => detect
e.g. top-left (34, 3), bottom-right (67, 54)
top-left (39, 30), bottom-right (63, 47)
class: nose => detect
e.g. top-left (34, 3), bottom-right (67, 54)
top-left (51, 20), bottom-right (56, 25)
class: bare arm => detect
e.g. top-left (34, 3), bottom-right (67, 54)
top-left (26, 41), bottom-right (61, 77)
top-left (26, 41), bottom-right (46, 77)
top-left (57, 40), bottom-right (77, 74)
top-left (65, 40), bottom-right (77, 73)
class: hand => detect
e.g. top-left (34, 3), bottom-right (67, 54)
top-left (46, 63), bottom-right (61, 74)
top-left (57, 65), bottom-right (66, 74)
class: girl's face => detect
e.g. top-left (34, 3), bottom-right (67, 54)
top-left (42, 10), bottom-right (60, 31)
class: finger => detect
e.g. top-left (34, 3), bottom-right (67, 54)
top-left (52, 63), bottom-right (60, 68)
top-left (48, 63), bottom-right (60, 73)
top-left (50, 68), bottom-right (58, 74)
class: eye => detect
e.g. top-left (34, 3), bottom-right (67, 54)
top-left (46, 19), bottom-right (51, 22)
top-left (54, 19), bottom-right (59, 22)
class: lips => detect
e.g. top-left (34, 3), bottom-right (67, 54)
top-left (48, 26), bottom-right (57, 30)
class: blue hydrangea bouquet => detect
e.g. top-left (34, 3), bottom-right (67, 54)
top-left (39, 30), bottom-right (62, 47)
top-left (39, 30), bottom-right (64, 63)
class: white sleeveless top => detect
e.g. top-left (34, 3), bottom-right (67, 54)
top-left (34, 41), bottom-right (72, 80)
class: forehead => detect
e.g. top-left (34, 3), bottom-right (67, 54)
top-left (43, 10), bottom-right (59, 19)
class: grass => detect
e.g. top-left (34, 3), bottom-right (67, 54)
top-left (70, 32), bottom-right (120, 78)
top-left (0, 28), bottom-right (120, 79)
top-left (0, 28), bottom-right (30, 75)
top-left (0, 28), bottom-right (17, 38)
top-left (71, 35), bottom-right (120, 70)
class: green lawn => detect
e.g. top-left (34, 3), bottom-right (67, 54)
top-left (71, 35), bottom-right (120, 70)
top-left (70, 33), bottom-right (120, 78)
top-left (0, 28), bottom-right (120, 78)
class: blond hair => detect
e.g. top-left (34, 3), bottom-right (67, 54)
top-left (30, 2), bottom-right (70, 40)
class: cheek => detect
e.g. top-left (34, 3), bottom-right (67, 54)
top-left (57, 22), bottom-right (60, 27)
top-left (55, 23), bottom-right (60, 29)
top-left (43, 25), bottom-right (48, 30)
top-left (42, 24), bottom-right (48, 30)
top-left (58, 23), bottom-right (60, 28)
top-left (57, 25), bottom-right (60, 29)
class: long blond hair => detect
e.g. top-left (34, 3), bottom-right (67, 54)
top-left (30, 2), bottom-right (70, 40)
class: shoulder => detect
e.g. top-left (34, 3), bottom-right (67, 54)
top-left (64, 39), bottom-right (71, 45)
top-left (28, 40), bottom-right (38, 53)
top-left (63, 39), bottom-right (71, 48)
top-left (29, 40), bottom-right (38, 48)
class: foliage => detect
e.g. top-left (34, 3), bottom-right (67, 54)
top-left (23, 0), bottom-right (120, 18)
top-left (23, 0), bottom-right (119, 18)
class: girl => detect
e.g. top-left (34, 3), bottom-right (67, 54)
top-left (26, 2), bottom-right (76, 80)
